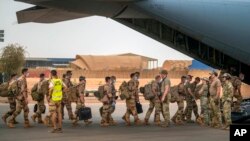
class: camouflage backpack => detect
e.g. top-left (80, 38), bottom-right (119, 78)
top-left (119, 81), bottom-right (130, 100)
top-left (0, 83), bottom-right (10, 97)
top-left (143, 83), bottom-right (155, 100)
top-left (31, 83), bottom-right (43, 101)
top-left (8, 80), bottom-right (20, 97)
top-left (94, 85), bottom-right (105, 101)
top-left (170, 86), bottom-right (179, 103)
top-left (67, 86), bottom-right (78, 102)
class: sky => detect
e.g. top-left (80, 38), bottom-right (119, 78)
top-left (0, 0), bottom-right (192, 66)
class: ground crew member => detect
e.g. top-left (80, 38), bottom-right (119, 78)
top-left (172, 76), bottom-right (186, 125)
top-left (48, 70), bottom-right (66, 133)
top-left (221, 73), bottom-right (233, 130)
top-left (197, 77), bottom-right (210, 126)
top-left (123, 73), bottom-right (142, 126)
top-left (31, 73), bottom-right (48, 124)
top-left (144, 75), bottom-right (162, 126)
top-left (160, 70), bottom-right (171, 127)
top-left (209, 71), bottom-right (222, 128)
top-left (232, 73), bottom-right (244, 112)
top-left (73, 76), bottom-right (92, 126)
top-left (8, 68), bottom-right (30, 128)
top-left (2, 74), bottom-right (19, 124)
top-left (100, 77), bottom-right (113, 127)
top-left (62, 71), bottom-right (74, 120)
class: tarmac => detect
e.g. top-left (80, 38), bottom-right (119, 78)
top-left (0, 103), bottom-right (229, 141)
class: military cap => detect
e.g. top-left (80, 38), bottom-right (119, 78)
top-left (160, 70), bottom-right (168, 75)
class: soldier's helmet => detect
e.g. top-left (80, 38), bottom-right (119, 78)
top-left (222, 73), bottom-right (231, 79)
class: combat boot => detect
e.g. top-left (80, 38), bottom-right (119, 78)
top-left (24, 120), bottom-right (31, 128)
top-left (101, 122), bottom-right (109, 127)
top-left (109, 120), bottom-right (117, 126)
top-left (37, 117), bottom-right (43, 124)
top-left (122, 115), bottom-right (130, 126)
top-left (72, 119), bottom-right (79, 127)
top-left (84, 120), bottom-right (92, 126)
top-left (8, 122), bottom-right (15, 128)
top-left (144, 119), bottom-right (150, 125)
top-left (171, 118), bottom-right (177, 124)
top-left (13, 119), bottom-right (19, 124)
top-left (31, 114), bottom-right (37, 122)
top-left (135, 119), bottom-right (142, 125)
top-left (2, 115), bottom-right (7, 124)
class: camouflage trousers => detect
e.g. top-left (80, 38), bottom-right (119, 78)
top-left (199, 96), bottom-right (209, 125)
top-left (34, 100), bottom-right (46, 121)
top-left (8, 99), bottom-right (29, 123)
top-left (145, 99), bottom-right (161, 122)
top-left (209, 97), bottom-right (222, 127)
top-left (101, 104), bottom-right (112, 124)
top-left (161, 94), bottom-right (170, 125)
top-left (222, 101), bottom-right (232, 127)
top-left (172, 97), bottom-right (184, 123)
top-left (61, 98), bottom-right (74, 120)
top-left (184, 95), bottom-right (199, 120)
top-left (3, 97), bottom-right (16, 119)
top-left (125, 99), bottom-right (139, 121)
top-left (232, 93), bottom-right (242, 112)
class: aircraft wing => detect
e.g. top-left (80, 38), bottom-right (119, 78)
top-left (16, 6), bottom-right (90, 23)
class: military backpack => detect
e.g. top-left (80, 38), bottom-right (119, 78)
top-left (119, 81), bottom-right (130, 100)
top-left (143, 83), bottom-right (155, 100)
top-left (94, 85), bottom-right (105, 101)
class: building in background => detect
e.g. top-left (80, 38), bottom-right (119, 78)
top-left (25, 58), bottom-right (74, 68)
top-left (70, 53), bottom-right (158, 71)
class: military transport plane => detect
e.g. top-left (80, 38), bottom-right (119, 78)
top-left (15, 0), bottom-right (250, 84)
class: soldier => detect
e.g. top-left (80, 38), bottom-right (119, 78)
top-left (48, 70), bottom-right (66, 133)
top-left (109, 76), bottom-right (117, 125)
top-left (171, 76), bottom-right (186, 125)
top-left (144, 75), bottom-right (162, 126)
top-left (160, 70), bottom-right (171, 127)
top-left (123, 73), bottom-right (142, 126)
top-left (100, 77), bottom-right (113, 127)
top-left (197, 77), bottom-right (210, 126)
top-left (73, 76), bottom-right (92, 126)
top-left (221, 73), bottom-right (233, 130)
top-left (8, 68), bottom-right (31, 128)
top-left (183, 75), bottom-right (200, 123)
top-left (31, 73), bottom-right (48, 124)
top-left (209, 71), bottom-right (222, 128)
top-left (62, 71), bottom-right (74, 120)
top-left (2, 74), bottom-right (19, 124)
top-left (232, 73), bottom-right (244, 112)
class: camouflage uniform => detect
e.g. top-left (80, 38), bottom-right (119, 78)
top-left (109, 82), bottom-right (116, 124)
top-left (184, 82), bottom-right (199, 121)
top-left (232, 77), bottom-right (242, 112)
top-left (8, 76), bottom-right (30, 127)
top-left (101, 84), bottom-right (113, 126)
top-left (222, 81), bottom-right (233, 128)
top-left (124, 79), bottom-right (141, 125)
top-left (62, 78), bottom-right (74, 120)
top-left (32, 80), bottom-right (48, 123)
top-left (73, 82), bottom-right (92, 125)
top-left (172, 82), bottom-right (185, 124)
top-left (199, 83), bottom-right (209, 126)
top-left (161, 77), bottom-right (171, 126)
top-left (2, 79), bottom-right (17, 123)
top-left (209, 78), bottom-right (222, 128)
top-left (144, 80), bottom-right (161, 125)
